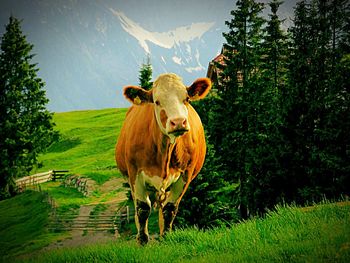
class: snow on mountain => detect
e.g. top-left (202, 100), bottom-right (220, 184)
top-left (107, 8), bottom-right (220, 90)
top-left (111, 9), bottom-right (215, 54)
top-left (172, 56), bottom-right (183, 65)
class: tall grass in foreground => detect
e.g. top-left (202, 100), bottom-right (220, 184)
top-left (18, 202), bottom-right (350, 262)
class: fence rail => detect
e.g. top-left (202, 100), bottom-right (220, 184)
top-left (48, 206), bottom-right (133, 233)
top-left (15, 171), bottom-right (133, 234)
top-left (15, 170), bottom-right (68, 191)
top-left (48, 214), bottom-right (117, 232)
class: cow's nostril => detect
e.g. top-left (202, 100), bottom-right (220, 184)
top-left (170, 118), bottom-right (187, 129)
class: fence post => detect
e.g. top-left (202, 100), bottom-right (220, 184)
top-left (126, 206), bottom-right (130, 223)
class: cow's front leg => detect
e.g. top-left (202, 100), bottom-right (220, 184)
top-left (135, 200), bottom-right (151, 245)
top-left (159, 175), bottom-right (186, 236)
top-left (161, 202), bottom-right (177, 234)
top-left (134, 172), bottom-right (152, 245)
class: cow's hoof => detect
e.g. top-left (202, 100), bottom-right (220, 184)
top-left (137, 233), bottom-right (149, 245)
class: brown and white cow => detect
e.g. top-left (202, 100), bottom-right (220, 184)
top-left (115, 73), bottom-right (211, 244)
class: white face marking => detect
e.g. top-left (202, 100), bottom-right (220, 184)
top-left (152, 74), bottom-right (190, 139)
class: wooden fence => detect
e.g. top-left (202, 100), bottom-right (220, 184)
top-left (15, 171), bottom-right (134, 234)
top-left (48, 206), bottom-right (132, 233)
top-left (49, 214), bottom-right (117, 232)
top-left (15, 170), bottom-right (68, 191)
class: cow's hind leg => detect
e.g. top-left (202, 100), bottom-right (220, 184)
top-left (136, 200), bottom-right (151, 245)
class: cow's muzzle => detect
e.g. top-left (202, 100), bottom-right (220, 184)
top-left (169, 128), bottom-right (189, 137)
top-left (168, 117), bottom-right (189, 136)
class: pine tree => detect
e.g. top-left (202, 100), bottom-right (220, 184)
top-left (285, 0), bottom-right (350, 202)
top-left (281, 0), bottom-right (310, 202)
top-left (0, 16), bottom-right (58, 199)
top-left (138, 55), bottom-right (153, 90)
top-left (313, 0), bottom-right (350, 200)
top-left (243, 0), bottom-right (291, 214)
top-left (178, 0), bottom-right (349, 225)
top-left (175, 95), bottom-right (240, 228)
top-left (262, 0), bottom-right (288, 92)
top-left (215, 0), bottom-right (266, 218)
top-left (334, 0), bottom-right (350, 55)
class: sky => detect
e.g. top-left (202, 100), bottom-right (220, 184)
top-left (0, 0), bottom-right (297, 37)
top-left (0, 0), bottom-right (298, 111)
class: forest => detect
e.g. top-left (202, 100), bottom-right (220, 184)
top-left (175, 0), bottom-right (350, 227)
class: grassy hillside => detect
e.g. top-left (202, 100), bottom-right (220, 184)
top-left (0, 109), bottom-right (130, 261)
top-left (17, 202), bottom-right (350, 263)
top-left (36, 108), bottom-right (128, 184)
top-left (2, 109), bottom-right (350, 262)
top-left (0, 191), bottom-right (54, 261)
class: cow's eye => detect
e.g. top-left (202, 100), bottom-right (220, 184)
top-left (155, 100), bottom-right (160, 106)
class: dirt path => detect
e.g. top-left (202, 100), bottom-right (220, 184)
top-left (45, 205), bottom-right (117, 250)
top-left (45, 177), bottom-right (129, 250)
top-left (89, 177), bottom-right (128, 205)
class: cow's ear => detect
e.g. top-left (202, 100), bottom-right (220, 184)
top-left (187, 78), bottom-right (212, 101)
top-left (123, 86), bottom-right (153, 105)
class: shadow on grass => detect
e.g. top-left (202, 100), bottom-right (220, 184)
top-left (48, 137), bottom-right (82, 153)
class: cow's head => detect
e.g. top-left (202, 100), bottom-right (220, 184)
top-left (124, 73), bottom-right (211, 143)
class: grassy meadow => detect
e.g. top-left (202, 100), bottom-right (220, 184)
top-left (36, 108), bottom-right (127, 184)
top-left (0, 191), bottom-right (58, 261)
top-left (1, 108), bottom-right (349, 262)
top-left (15, 201), bottom-right (350, 263)
top-left (1, 108), bottom-right (129, 262)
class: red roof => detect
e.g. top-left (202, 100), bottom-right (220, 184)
top-left (212, 53), bottom-right (226, 65)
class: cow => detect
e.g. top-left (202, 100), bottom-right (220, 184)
top-left (115, 73), bottom-right (211, 244)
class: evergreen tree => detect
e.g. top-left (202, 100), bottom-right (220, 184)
top-left (178, 0), bottom-right (349, 226)
top-left (282, 0), bottom-right (312, 202)
top-left (312, 0), bottom-right (350, 200)
top-left (0, 16), bottom-right (58, 199)
top-left (218, 0), bottom-right (266, 218)
top-left (262, 0), bottom-right (288, 92)
top-left (176, 95), bottom-right (240, 228)
top-left (138, 55), bottom-right (153, 90)
top-left (285, 0), bottom-right (350, 202)
top-left (244, 0), bottom-right (290, 214)
top-left (334, 0), bottom-right (350, 55)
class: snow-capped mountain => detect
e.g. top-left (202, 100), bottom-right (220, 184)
top-left (108, 7), bottom-right (222, 93)
top-left (0, 0), bottom-right (295, 112)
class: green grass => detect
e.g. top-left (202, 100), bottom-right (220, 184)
top-left (15, 202), bottom-right (350, 262)
top-left (40, 182), bottom-right (92, 211)
top-left (0, 191), bottom-right (59, 262)
top-left (35, 108), bottom-right (127, 184)
top-left (5, 108), bottom-right (349, 262)
top-left (1, 109), bottom-right (129, 261)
